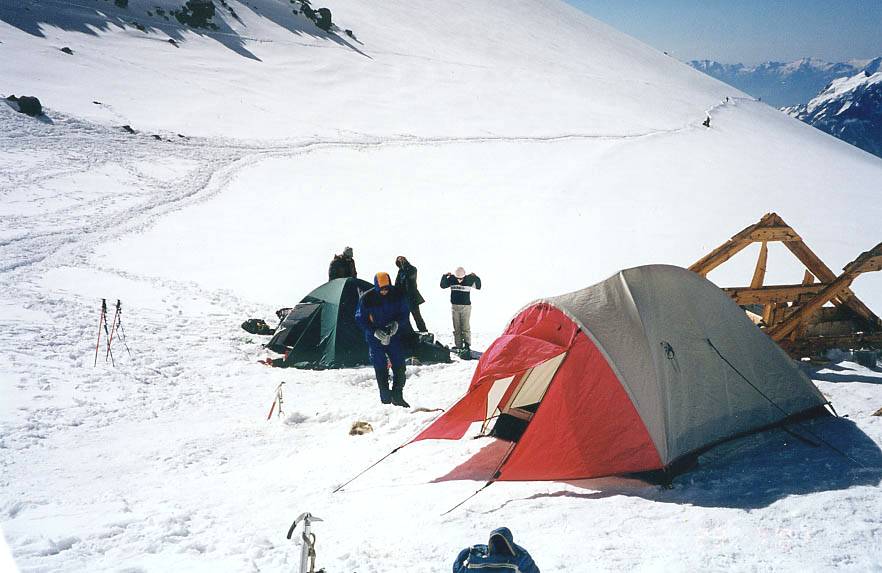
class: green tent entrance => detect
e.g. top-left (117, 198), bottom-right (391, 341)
top-left (267, 278), bottom-right (452, 369)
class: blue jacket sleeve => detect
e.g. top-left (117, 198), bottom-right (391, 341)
top-left (355, 296), bottom-right (373, 334)
top-left (472, 274), bottom-right (482, 290)
top-left (440, 274), bottom-right (452, 288)
top-left (396, 296), bottom-right (410, 324)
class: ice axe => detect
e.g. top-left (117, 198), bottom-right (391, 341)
top-left (287, 512), bottom-right (324, 573)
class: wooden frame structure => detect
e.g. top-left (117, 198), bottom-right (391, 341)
top-left (689, 213), bottom-right (882, 357)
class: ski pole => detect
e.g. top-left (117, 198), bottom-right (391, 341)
top-left (115, 301), bottom-right (134, 359)
top-left (106, 299), bottom-right (121, 363)
top-left (93, 299), bottom-right (106, 367)
top-left (103, 304), bottom-right (115, 367)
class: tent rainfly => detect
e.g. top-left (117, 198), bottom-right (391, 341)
top-left (267, 277), bottom-right (452, 369)
top-left (267, 277), bottom-right (373, 369)
top-left (412, 265), bottom-right (829, 480)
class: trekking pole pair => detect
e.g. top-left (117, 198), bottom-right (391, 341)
top-left (93, 299), bottom-right (134, 367)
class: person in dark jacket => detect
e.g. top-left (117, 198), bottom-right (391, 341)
top-left (394, 256), bottom-right (428, 333)
top-left (328, 246), bottom-right (357, 281)
top-left (440, 266), bottom-right (481, 350)
top-left (355, 272), bottom-right (411, 407)
top-left (452, 527), bottom-right (540, 573)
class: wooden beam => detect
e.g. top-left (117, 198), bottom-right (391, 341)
top-left (723, 284), bottom-right (826, 305)
top-left (785, 332), bottom-right (882, 354)
top-left (783, 238), bottom-right (881, 326)
top-left (766, 244), bottom-right (882, 341)
top-left (690, 239), bottom-right (750, 277)
top-left (767, 278), bottom-right (854, 341)
top-left (690, 213), bottom-right (778, 276)
top-left (750, 242), bottom-right (768, 289)
top-left (746, 226), bottom-right (800, 242)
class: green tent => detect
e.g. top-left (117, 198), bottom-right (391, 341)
top-left (267, 277), bottom-right (372, 368)
top-left (266, 278), bottom-right (452, 369)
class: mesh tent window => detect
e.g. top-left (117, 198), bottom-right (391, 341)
top-left (484, 352), bottom-right (567, 442)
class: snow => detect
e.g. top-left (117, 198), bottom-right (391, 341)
top-left (2, 1), bottom-right (882, 571)
top-left (800, 72), bottom-right (882, 115)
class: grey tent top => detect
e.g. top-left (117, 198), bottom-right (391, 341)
top-left (535, 265), bottom-right (826, 465)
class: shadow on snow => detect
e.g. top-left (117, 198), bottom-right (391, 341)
top-left (439, 408), bottom-right (881, 512)
top-left (507, 416), bottom-right (882, 511)
top-left (1, 0), bottom-right (370, 61)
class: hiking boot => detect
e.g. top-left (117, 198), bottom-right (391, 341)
top-left (391, 365), bottom-right (408, 407)
top-left (377, 382), bottom-right (392, 404)
top-left (391, 387), bottom-right (410, 408)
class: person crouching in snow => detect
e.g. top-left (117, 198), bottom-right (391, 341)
top-left (452, 527), bottom-right (540, 573)
top-left (355, 272), bottom-right (411, 407)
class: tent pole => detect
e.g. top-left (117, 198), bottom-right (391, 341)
top-left (332, 445), bottom-right (406, 493)
top-left (440, 441), bottom-right (517, 515)
top-left (441, 480), bottom-right (495, 516)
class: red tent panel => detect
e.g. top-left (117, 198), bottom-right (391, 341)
top-left (498, 329), bottom-right (662, 480)
top-left (413, 304), bottom-right (578, 442)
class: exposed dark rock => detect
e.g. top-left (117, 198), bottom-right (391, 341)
top-left (345, 29), bottom-right (355, 39)
top-left (114, 0), bottom-right (129, 7)
top-left (60, 46), bottom-right (74, 55)
top-left (173, 0), bottom-right (217, 29)
top-left (151, 134), bottom-right (162, 140)
top-left (6, 95), bottom-right (43, 117)
top-left (168, 38), bottom-right (179, 47)
top-left (315, 7), bottom-right (332, 31)
top-left (121, 125), bottom-right (136, 134)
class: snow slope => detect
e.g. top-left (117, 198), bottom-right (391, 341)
top-left (2, 1), bottom-right (882, 571)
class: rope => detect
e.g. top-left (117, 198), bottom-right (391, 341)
top-left (706, 338), bottom-right (866, 469)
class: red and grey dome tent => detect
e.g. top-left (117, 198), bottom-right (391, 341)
top-left (411, 265), bottom-right (829, 481)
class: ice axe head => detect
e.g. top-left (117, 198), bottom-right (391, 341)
top-left (287, 512), bottom-right (323, 539)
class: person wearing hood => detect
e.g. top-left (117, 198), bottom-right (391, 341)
top-left (453, 527), bottom-right (540, 573)
top-left (394, 256), bottom-right (428, 333)
top-left (440, 266), bottom-right (481, 350)
top-left (328, 246), bottom-right (357, 281)
top-left (355, 272), bottom-right (411, 407)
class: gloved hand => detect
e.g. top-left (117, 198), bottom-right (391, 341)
top-left (374, 329), bottom-right (391, 346)
top-left (386, 321), bottom-right (398, 336)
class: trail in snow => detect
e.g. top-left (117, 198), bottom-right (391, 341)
top-left (1, 93), bottom-right (751, 275)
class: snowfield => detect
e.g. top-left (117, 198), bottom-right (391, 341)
top-left (2, 1), bottom-right (882, 571)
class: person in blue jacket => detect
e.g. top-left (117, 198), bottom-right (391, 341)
top-left (452, 527), bottom-right (540, 573)
top-left (355, 272), bottom-right (411, 407)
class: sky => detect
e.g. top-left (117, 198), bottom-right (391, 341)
top-left (565, 0), bottom-right (882, 65)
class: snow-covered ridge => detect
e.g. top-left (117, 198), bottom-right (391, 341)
top-left (1, 0), bottom-right (732, 139)
top-left (785, 68), bottom-right (882, 158)
top-left (2, 1), bottom-right (882, 571)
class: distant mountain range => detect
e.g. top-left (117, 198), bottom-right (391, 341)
top-left (690, 57), bottom-right (882, 160)
top-left (688, 58), bottom-right (874, 108)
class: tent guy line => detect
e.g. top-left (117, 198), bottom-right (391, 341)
top-left (706, 338), bottom-right (867, 469)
